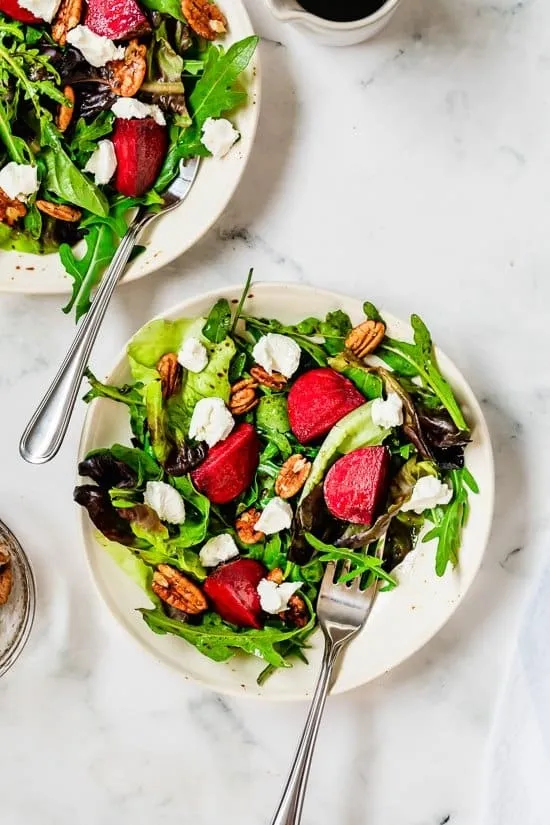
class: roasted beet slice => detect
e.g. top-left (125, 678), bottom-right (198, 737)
top-left (204, 558), bottom-right (266, 629)
top-left (191, 424), bottom-right (260, 505)
top-left (323, 447), bottom-right (390, 525)
top-left (288, 368), bottom-right (365, 444)
top-left (112, 117), bottom-right (168, 197)
top-left (0, 0), bottom-right (41, 21)
top-left (85, 0), bottom-right (150, 39)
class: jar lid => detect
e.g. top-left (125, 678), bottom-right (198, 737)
top-left (0, 519), bottom-right (36, 678)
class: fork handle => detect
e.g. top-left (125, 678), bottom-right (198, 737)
top-left (270, 639), bottom-right (342, 825)
top-left (19, 209), bottom-right (156, 465)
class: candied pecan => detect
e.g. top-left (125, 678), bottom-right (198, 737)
top-left (36, 200), bottom-right (82, 222)
top-left (182, 0), bottom-right (227, 40)
top-left (106, 40), bottom-right (147, 97)
top-left (229, 377), bottom-right (258, 415)
top-left (250, 365), bottom-right (287, 390)
top-left (281, 594), bottom-right (308, 628)
top-left (152, 564), bottom-right (207, 615)
top-left (0, 549), bottom-right (12, 606)
top-left (157, 352), bottom-right (182, 400)
top-left (52, 0), bottom-right (83, 45)
top-left (235, 508), bottom-right (265, 545)
top-left (56, 85), bottom-right (75, 132)
top-left (266, 567), bottom-right (284, 584)
top-left (275, 454), bottom-right (311, 499)
top-left (0, 189), bottom-right (26, 227)
top-left (345, 319), bottom-right (386, 359)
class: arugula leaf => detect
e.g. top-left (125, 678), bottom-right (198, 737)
top-left (231, 268), bottom-right (254, 334)
top-left (60, 223), bottom-right (115, 319)
top-left (42, 147), bottom-right (109, 216)
top-left (319, 310), bottom-right (352, 355)
top-left (110, 444), bottom-right (162, 484)
top-left (423, 468), bottom-right (479, 576)
top-left (154, 36), bottom-right (258, 190)
top-left (304, 533), bottom-right (397, 588)
top-left (141, 606), bottom-right (314, 667)
top-left (202, 298), bottom-right (232, 343)
top-left (145, 380), bottom-right (170, 464)
top-left (243, 316), bottom-right (328, 366)
top-left (70, 112), bottom-right (114, 165)
top-left (379, 315), bottom-right (468, 431)
top-left (83, 368), bottom-right (144, 407)
top-left (363, 301), bottom-right (383, 322)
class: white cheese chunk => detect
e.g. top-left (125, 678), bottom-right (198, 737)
top-left (257, 579), bottom-right (303, 615)
top-left (371, 392), bottom-right (404, 429)
top-left (18, 0), bottom-right (61, 22)
top-left (143, 481), bottom-right (186, 524)
top-left (201, 117), bottom-right (239, 159)
top-left (83, 140), bottom-right (117, 185)
top-left (0, 162), bottom-right (38, 202)
top-left (252, 334), bottom-right (301, 379)
top-left (401, 476), bottom-right (453, 515)
top-left (67, 26), bottom-right (125, 68)
top-left (178, 337), bottom-right (208, 374)
top-left (111, 97), bottom-right (166, 126)
top-left (255, 497), bottom-right (293, 535)
top-left (189, 397), bottom-right (234, 448)
top-left (199, 534), bottom-right (239, 568)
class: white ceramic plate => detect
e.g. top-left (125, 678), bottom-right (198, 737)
top-left (0, 1), bottom-right (259, 295)
top-left (78, 283), bottom-right (494, 700)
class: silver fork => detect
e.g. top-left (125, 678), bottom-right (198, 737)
top-left (270, 542), bottom-right (385, 825)
top-left (19, 157), bottom-right (200, 465)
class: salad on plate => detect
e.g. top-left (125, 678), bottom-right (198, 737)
top-left (0, 0), bottom-right (257, 317)
top-left (75, 274), bottom-right (479, 684)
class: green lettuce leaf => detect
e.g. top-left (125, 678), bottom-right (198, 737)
top-left (169, 475), bottom-right (211, 549)
top-left (127, 317), bottom-right (203, 383)
top-left (145, 380), bottom-right (170, 464)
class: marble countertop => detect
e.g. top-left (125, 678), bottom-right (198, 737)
top-left (1, 0), bottom-right (548, 822)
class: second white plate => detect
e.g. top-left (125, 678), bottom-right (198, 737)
top-left (0, 0), bottom-right (260, 295)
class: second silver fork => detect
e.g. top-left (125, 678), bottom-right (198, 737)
top-left (19, 156), bottom-right (200, 466)
top-left (270, 543), bottom-right (385, 825)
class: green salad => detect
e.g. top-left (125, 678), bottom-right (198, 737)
top-left (74, 274), bottom-right (478, 683)
top-left (0, 0), bottom-right (257, 318)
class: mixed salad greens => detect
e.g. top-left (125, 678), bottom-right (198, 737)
top-left (0, 0), bottom-right (257, 318)
top-left (74, 274), bottom-right (479, 683)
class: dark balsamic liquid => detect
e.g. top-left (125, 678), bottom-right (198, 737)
top-left (298, 0), bottom-right (386, 21)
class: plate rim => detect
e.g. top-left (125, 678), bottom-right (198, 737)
top-left (0, 0), bottom-right (261, 296)
top-left (77, 281), bottom-right (495, 700)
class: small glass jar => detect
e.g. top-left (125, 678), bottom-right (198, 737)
top-left (0, 519), bottom-right (36, 678)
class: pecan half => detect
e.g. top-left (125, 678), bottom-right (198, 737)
top-left (275, 454), bottom-right (311, 499)
top-left (250, 365), bottom-right (287, 390)
top-left (235, 508), bottom-right (265, 545)
top-left (152, 564), bottom-right (207, 615)
top-left (0, 549), bottom-right (12, 606)
top-left (281, 594), bottom-right (308, 628)
top-left (266, 567), bottom-right (284, 584)
top-left (52, 0), bottom-right (83, 45)
top-left (56, 85), bottom-right (75, 132)
top-left (345, 320), bottom-right (386, 359)
top-left (0, 189), bottom-right (26, 227)
top-left (157, 352), bottom-right (182, 400)
top-left (182, 0), bottom-right (227, 40)
top-left (229, 377), bottom-right (258, 415)
top-left (106, 40), bottom-right (147, 97)
top-left (36, 200), bottom-right (82, 222)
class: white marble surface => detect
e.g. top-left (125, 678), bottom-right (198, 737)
top-left (0, 0), bottom-right (548, 822)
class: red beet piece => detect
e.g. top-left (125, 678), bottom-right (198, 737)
top-left (191, 423), bottom-right (260, 505)
top-left (204, 558), bottom-right (267, 629)
top-left (323, 446), bottom-right (390, 525)
top-left (112, 117), bottom-right (168, 197)
top-left (288, 368), bottom-right (365, 444)
top-left (0, 0), bottom-right (41, 22)
top-left (85, 0), bottom-right (150, 39)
